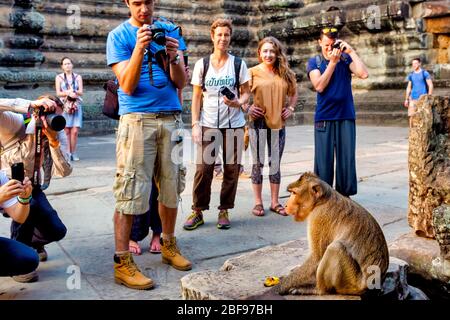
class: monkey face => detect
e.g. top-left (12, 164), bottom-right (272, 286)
top-left (286, 172), bottom-right (326, 222)
top-left (286, 184), bottom-right (315, 221)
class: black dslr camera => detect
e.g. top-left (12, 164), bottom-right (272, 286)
top-left (35, 106), bottom-right (66, 132)
top-left (148, 25), bottom-right (166, 46)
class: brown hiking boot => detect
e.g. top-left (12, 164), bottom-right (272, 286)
top-left (161, 237), bottom-right (192, 271)
top-left (114, 252), bottom-right (154, 290)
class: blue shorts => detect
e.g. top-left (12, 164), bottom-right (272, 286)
top-left (63, 105), bottom-right (83, 128)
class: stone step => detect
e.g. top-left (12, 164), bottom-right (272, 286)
top-left (389, 232), bottom-right (450, 299)
top-left (78, 110), bottom-right (409, 137)
top-left (180, 239), bottom-right (428, 300)
top-left (284, 111), bottom-right (409, 127)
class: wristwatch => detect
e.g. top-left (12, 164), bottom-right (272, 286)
top-left (170, 54), bottom-right (180, 65)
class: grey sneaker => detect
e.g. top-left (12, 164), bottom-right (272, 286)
top-left (12, 270), bottom-right (39, 283)
top-left (71, 153), bottom-right (80, 161)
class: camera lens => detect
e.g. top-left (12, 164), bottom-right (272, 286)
top-left (45, 114), bottom-right (66, 131)
top-left (153, 32), bottom-right (166, 46)
top-left (150, 27), bottom-right (166, 46)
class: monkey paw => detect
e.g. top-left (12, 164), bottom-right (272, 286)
top-left (289, 288), bottom-right (304, 295)
top-left (288, 286), bottom-right (317, 295)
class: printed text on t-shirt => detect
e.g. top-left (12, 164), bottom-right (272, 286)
top-left (206, 76), bottom-right (234, 88)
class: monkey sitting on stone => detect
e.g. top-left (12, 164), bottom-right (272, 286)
top-left (276, 172), bottom-right (389, 296)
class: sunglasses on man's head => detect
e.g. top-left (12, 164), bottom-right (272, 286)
top-left (321, 27), bottom-right (338, 39)
top-left (322, 27), bottom-right (338, 34)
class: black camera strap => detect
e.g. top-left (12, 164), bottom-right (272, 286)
top-left (147, 50), bottom-right (170, 88)
top-left (32, 117), bottom-right (43, 187)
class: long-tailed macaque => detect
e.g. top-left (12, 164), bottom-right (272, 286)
top-left (276, 172), bottom-right (389, 296)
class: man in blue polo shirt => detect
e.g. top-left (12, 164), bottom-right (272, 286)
top-left (106, 0), bottom-right (190, 290)
top-left (306, 27), bottom-right (369, 197)
top-left (404, 57), bottom-right (433, 127)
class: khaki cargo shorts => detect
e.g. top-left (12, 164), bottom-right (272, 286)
top-left (113, 113), bottom-right (186, 215)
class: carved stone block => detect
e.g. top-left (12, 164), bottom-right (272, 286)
top-left (408, 96), bottom-right (450, 238)
top-left (433, 205), bottom-right (450, 260)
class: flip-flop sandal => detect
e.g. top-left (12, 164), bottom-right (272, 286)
top-left (129, 241), bottom-right (142, 255)
top-left (252, 204), bottom-right (265, 217)
top-left (149, 236), bottom-right (161, 254)
top-left (270, 204), bottom-right (288, 216)
top-left (149, 248), bottom-right (161, 254)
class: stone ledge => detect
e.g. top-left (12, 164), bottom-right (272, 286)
top-left (180, 239), bottom-right (427, 300)
top-left (389, 232), bottom-right (450, 284)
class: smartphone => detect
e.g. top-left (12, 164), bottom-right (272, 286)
top-left (183, 54), bottom-right (188, 66)
top-left (11, 162), bottom-right (25, 183)
top-left (220, 87), bottom-right (235, 100)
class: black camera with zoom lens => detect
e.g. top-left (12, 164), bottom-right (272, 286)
top-left (38, 106), bottom-right (66, 132)
top-left (148, 25), bottom-right (166, 46)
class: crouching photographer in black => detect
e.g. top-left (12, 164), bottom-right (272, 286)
top-left (0, 95), bottom-right (72, 282)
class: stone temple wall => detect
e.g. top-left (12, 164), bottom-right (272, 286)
top-left (408, 95), bottom-right (449, 238)
top-left (0, 0), bottom-right (449, 134)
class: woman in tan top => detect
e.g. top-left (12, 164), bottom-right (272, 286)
top-left (245, 37), bottom-right (298, 216)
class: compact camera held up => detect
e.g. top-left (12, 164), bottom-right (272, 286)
top-left (332, 40), bottom-right (347, 51)
top-left (220, 86), bottom-right (236, 100)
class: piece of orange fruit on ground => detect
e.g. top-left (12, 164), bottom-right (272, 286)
top-left (264, 276), bottom-right (280, 287)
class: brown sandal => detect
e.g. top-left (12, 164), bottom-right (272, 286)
top-left (252, 204), bottom-right (265, 217)
top-left (270, 204), bottom-right (288, 216)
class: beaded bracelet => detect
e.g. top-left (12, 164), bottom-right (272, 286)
top-left (17, 195), bottom-right (32, 205)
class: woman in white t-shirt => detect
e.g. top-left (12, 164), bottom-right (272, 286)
top-left (185, 18), bottom-right (250, 230)
top-left (0, 171), bottom-right (39, 282)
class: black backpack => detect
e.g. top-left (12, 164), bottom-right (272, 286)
top-left (201, 55), bottom-right (242, 98)
top-left (102, 79), bottom-right (120, 120)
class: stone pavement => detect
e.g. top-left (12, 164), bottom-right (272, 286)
top-left (0, 125), bottom-right (412, 300)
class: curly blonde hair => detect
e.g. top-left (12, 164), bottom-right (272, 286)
top-left (257, 37), bottom-right (297, 96)
top-left (210, 18), bottom-right (233, 36)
